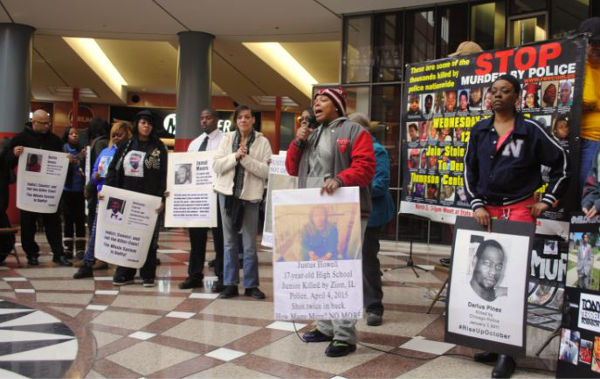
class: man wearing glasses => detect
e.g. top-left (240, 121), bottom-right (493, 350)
top-left (7, 110), bottom-right (72, 266)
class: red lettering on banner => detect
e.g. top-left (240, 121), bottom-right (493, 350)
top-left (514, 47), bottom-right (536, 70)
top-left (475, 53), bottom-right (493, 75)
top-left (495, 50), bottom-right (514, 72)
top-left (474, 42), bottom-right (563, 74)
top-left (539, 42), bottom-right (561, 67)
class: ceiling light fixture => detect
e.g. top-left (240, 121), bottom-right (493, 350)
top-left (243, 42), bottom-right (317, 98)
top-left (62, 37), bottom-right (128, 100)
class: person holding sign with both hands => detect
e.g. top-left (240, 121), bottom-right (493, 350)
top-left (463, 74), bottom-right (569, 378)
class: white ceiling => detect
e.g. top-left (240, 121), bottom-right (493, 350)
top-left (0, 0), bottom-right (441, 109)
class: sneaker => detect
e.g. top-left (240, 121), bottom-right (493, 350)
top-left (112, 276), bottom-right (134, 286)
top-left (325, 340), bottom-right (357, 357)
top-left (366, 312), bottom-right (383, 326)
top-left (73, 264), bottom-right (93, 279)
top-left (218, 285), bottom-right (239, 299)
top-left (302, 328), bottom-right (333, 343)
top-left (244, 287), bottom-right (266, 299)
top-left (92, 260), bottom-right (108, 270)
top-left (179, 277), bottom-right (203, 290)
top-left (142, 278), bottom-right (155, 287)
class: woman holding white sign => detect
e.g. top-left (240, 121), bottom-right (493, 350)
top-left (463, 74), bottom-right (569, 378)
top-left (213, 105), bottom-right (272, 300)
top-left (105, 110), bottom-right (167, 287)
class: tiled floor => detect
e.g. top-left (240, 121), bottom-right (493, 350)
top-left (0, 230), bottom-right (556, 378)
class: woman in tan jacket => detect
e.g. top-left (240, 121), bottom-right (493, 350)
top-left (213, 105), bottom-right (272, 299)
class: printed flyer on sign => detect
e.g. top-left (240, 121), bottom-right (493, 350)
top-left (164, 151), bottom-right (217, 228)
top-left (16, 147), bottom-right (69, 213)
top-left (94, 186), bottom-right (161, 269)
top-left (446, 217), bottom-right (534, 357)
top-left (272, 187), bottom-right (363, 321)
top-left (261, 154), bottom-right (298, 247)
top-left (557, 214), bottom-right (600, 378)
top-left (527, 236), bottom-right (567, 332)
top-left (400, 36), bottom-right (586, 229)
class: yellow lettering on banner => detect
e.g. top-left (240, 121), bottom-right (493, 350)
top-left (425, 146), bottom-right (442, 156)
top-left (432, 116), bottom-right (482, 129)
top-left (442, 175), bottom-right (464, 186)
top-left (443, 145), bottom-right (465, 158)
top-left (450, 161), bottom-right (464, 172)
top-left (410, 173), bottom-right (440, 184)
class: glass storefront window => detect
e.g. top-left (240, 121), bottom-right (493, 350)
top-left (373, 12), bottom-right (403, 82)
top-left (509, 14), bottom-right (547, 46)
top-left (370, 85), bottom-right (401, 188)
top-left (438, 4), bottom-right (469, 57)
top-left (471, 1), bottom-right (507, 50)
top-left (280, 112), bottom-right (296, 151)
top-left (343, 86), bottom-right (370, 116)
top-left (405, 10), bottom-right (435, 63)
top-left (551, 0), bottom-right (589, 39)
top-left (343, 16), bottom-right (372, 83)
top-left (510, 0), bottom-right (547, 14)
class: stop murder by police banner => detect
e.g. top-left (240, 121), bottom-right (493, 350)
top-left (400, 36), bottom-right (587, 237)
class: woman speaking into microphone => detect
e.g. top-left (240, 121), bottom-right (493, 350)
top-left (463, 74), bottom-right (569, 378)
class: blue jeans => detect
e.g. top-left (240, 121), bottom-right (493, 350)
top-left (580, 138), bottom-right (600, 196)
top-left (83, 204), bottom-right (99, 264)
top-left (219, 194), bottom-right (260, 288)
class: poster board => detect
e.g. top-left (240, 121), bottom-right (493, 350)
top-left (445, 217), bottom-right (535, 357)
top-left (94, 186), bottom-right (161, 269)
top-left (262, 154), bottom-right (298, 247)
top-left (164, 151), bottom-right (217, 228)
top-left (556, 214), bottom-right (600, 377)
top-left (400, 36), bottom-right (586, 233)
top-left (16, 147), bottom-right (69, 213)
top-left (272, 187), bottom-right (363, 321)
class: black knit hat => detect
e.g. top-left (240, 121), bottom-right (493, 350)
top-left (580, 17), bottom-right (600, 42)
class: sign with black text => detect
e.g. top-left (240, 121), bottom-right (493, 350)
top-left (446, 217), bottom-right (535, 357)
top-left (16, 147), bottom-right (69, 213)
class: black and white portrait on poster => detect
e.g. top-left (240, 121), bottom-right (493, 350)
top-left (445, 217), bottom-right (534, 357)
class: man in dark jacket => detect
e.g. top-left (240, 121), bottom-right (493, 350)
top-left (7, 110), bottom-right (72, 266)
top-left (0, 137), bottom-right (15, 263)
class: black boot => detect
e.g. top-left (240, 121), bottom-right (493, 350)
top-left (73, 263), bottom-right (93, 279)
top-left (492, 354), bottom-right (515, 378)
top-left (474, 351), bottom-right (498, 363)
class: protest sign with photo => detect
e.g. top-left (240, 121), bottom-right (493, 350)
top-left (261, 154), bottom-right (298, 247)
top-left (557, 214), bottom-right (600, 377)
top-left (272, 187), bottom-right (363, 321)
top-left (446, 217), bottom-right (534, 357)
top-left (16, 147), bottom-right (69, 213)
top-left (400, 36), bottom-right (586, 235)
top-left (164, 151), bottom-right (217, 228)
top-left (94, 186), bottom-right (161, 269)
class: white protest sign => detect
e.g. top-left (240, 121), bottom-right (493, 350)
top-left (272, 187), bottom-right (363, 321)
top-left (17, 147), bottom-right (69, 213)
top-left (261, 154), bottom-right (297, 247)
top-left (164, 151), bottom-right (217, 228)
top-left (94, 186), bottom-right (161, 268)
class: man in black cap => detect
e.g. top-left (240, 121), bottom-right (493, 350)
top-left (7, 110), bottom-right (72, 266)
